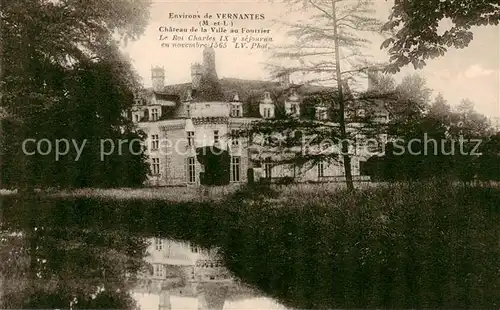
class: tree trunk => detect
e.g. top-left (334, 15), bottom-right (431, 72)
top-left (331, 0), bottom-right (354, 191)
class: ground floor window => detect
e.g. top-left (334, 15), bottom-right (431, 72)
top-left (152, 158), bottom-right (160, 175)
top-left (230, 156), bottom-right (241, 182)
top-left (186, 157), bottom-right (196, 183)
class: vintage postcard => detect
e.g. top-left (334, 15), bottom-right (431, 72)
top-left (1, 0), bottom-right (499, 309)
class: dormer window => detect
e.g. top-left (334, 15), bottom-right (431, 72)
top-left (151, 108), bottom-right (159, 121)
top-left (187, 131), bottom-right (194, 146)
top-left (230, 103), bottom-right (242, 117)
top-left (185, 103), bottom-right (191, 118)
top-left (261, 105), bottom-right (274, 119)
top-left (264, 92), bottom-right (271, 100)
top-left (285, 102), bottom-right (300, 117)
top-left (186, 89), bottom-right (193, 101)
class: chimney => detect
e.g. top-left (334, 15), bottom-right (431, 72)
top-left (191, 63), bottom-right (203, 89)
top-left (151, 66), bottom-right (165, 92)
top-left (279, 71), bottom-right (290, 87)
top-left (202, 47), bottom-right (217, 79)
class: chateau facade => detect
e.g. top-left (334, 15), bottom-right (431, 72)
top-left (128, 47), bottom-right (385, 186)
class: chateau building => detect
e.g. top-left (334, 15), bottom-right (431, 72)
top-left (128, 47), bottom-right (387, 186)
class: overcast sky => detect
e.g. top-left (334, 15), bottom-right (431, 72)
top-left (122, 0), bottom-right (499, 118)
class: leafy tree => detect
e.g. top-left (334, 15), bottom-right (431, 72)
top-left (368, 71), bottom-right (397, 95)
top-left (382, 0), bottom-right (500, 72)
top-left (0, 0), bottom-right (151, 189)
top-left (450, 98), bottom-right (492, 138)
top-left (385, 74), bottom-right (433, 142)
top-left (367, 83), bottom-right (493, 183)
top-left (429, 93), bottom-right (452, 124)
top-left (477, 132), bottom-right (500, 181)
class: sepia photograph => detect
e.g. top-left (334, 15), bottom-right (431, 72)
top-left (1, 0), bottom-right (499, 308)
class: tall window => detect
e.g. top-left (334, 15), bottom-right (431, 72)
top-left (186, 103), bottom-right (191, 118)
top-left (151, 134), bottom-right (159, 150)
top-left (187, 131), bottom-right (195, 147)
top-left (264, 159), bottom-right (272, 179)
top-left (151, 108), bottom-right (159, 121)
top-left (154, 238), bottom-right (163, 251)
top-left (318, 160), bottom-right (325, 178)
top-left (134, 114), bottom-right (139, 122)
top-left (187, 157), bottom-right (196, 183)
top-left (153, 264), bottom-right (165, 278)
top-left (152, 158), bottom-right (160, 175)
top-left (231, 129), bottom-right (239, 146)
top-left (214, 130), bottom-right (219, 144)
top-left (231, 156), bottom-right (241, 182)
top-left (290, 104), bottom-right (298, 115)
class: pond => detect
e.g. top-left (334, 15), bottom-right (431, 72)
top-left (0, 196), bottom-right (290, 309)
top-left (2, 187), bottom-right (500, 309)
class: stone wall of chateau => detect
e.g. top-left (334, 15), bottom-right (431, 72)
top-left (139, 117), bottom-right (366, 187)
top-left (165, 127), bottom-right (198, 186)
top-left (139, 117), bottom-right (252, 186)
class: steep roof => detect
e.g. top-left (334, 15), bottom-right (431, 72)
top-left (157, 78), bottom-right (335, 103)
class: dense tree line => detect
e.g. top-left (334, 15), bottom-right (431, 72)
top-left (363, 72), bottom-right (497, 183)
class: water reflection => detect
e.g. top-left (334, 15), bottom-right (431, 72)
top-left (0, 196), bottom-right (288, 310)
top-left (133, 238), bottom-right (288, 310)
top-left (0, 226), bottom-right (149, 309)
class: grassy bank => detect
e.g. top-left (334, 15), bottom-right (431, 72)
top-left (44, 181), bottom-right (379, 202)
top-left (2, 181), bottom-right (500, 308)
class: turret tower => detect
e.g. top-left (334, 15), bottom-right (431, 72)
top-left (202, 47), bottom-right (217, 78)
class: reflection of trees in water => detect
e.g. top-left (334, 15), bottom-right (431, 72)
top-left (0, 224), bottom-right (149, 309)
top-left (0, 197), bottom-right (264, 309)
